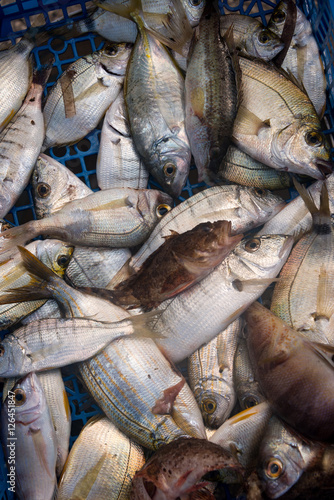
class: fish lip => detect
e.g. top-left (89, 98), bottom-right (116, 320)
top-left (316, 159), bottom-right (333, 177)
top-left (278, 235), bottom-right (294, 258)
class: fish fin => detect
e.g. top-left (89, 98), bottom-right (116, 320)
top-left (297, 337), bottom-right (334, 369)
top-left (285, 68), bottom-right (309, 96)
top-left (315, 265), bottom-right (334, 320)
top-left (235, 106), bottom-right (270, 136)
top-left (223, 25), bottom-right (243, 102)
top-left (70, 453), bottom-right (107, 499)
top-left (233, 278), bottom-right (279, 292)
top-left (18, 246), bottom-right (57, 282)
top-left (293, 178), bottom-right (331, 229)
top-left (105, 258), bottom-right (134, 289)
top-left (95, 0), bottom-right (142, 19)
top-left (152, 378), bottom-right (186, 415)
top-left (257, 350), bottom-right (290, 369)
top-left (273, 0), bottom-right (297, 68)
top-left (87, 197), bottom-right (130, 211)
top-left (32, 62), bottom-right (53, 89)
top-left (292, 177), bottom-right (319, 214)
top-left (126, 310), bottom-right (166, 340)
top-left (162, 229), bottom-right (179, 240)
top-left (0, 222), bottom-right (38, 263)
top-left (60, 69), bottom-right (77, 119)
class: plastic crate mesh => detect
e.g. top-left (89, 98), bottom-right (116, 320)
top-left (0, 1), bottom-right (334, 499)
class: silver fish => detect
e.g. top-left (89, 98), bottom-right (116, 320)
top-left (42, 43), bottom-right (132, 151)
top-left (97, 92), bottom-right (149, 190)
top-left (0, 373), bottom-right (57, 500)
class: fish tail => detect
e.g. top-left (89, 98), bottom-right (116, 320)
top-left (95, 0), bottom-right (142, 20)
top-left (293, 178), bottom-right (331, 230)
top-left (128, 310), bottom-right (165, 339)
top-left (32, 61), bottom-right (53, 89)
top-left (0, 222), bottom-right (38, 264)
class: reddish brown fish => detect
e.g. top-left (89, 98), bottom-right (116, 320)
top-left (110, 220), bottom-right (243, 310)
top-left (130, 437), bottom-right (242, 500)
top-left (244, 302), bottom-right (334, 442)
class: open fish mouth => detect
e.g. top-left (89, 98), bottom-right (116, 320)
top-left (316, 159), bottom-right (334, 177)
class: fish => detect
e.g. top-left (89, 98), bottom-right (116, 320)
top-left (0, 35), bottom-right (34, 131)
top-left (32, 153), bottom-right (92, 219)
top-left (0, 373), bottom-right (57, 500)
top-left (37, 369), bottom-right (71, 477)
top-left (0, 69), bottom-right (49, 218)
top-left (97, 92), bottom-right (149, 190)
top-left (130, 437), bottom-right (242, 499)
top-left (108, 221), bottom-right (243, 310)
top-left (268, 0), bottom-right (327, 117)
top-left (79, 335), bottom-right (207, 450)
top-left (0, 188), bottom-right (172, 262)
top-left (124, 16), bottom-right (191, 197)
top-left (188, 318), bottom-right (242, 429)
top-left (209, 402), bottom-right (272, 471)
top-left (149, 234), bottom-right (293, 363)
top-left (0, 239), bottom-right (73, 328)
top-left (220, 14), bottom-right (284, 61)
top-left (185, 5), bottom-right (240, 183)
top-left (244, 301), bottom-right (334, 442)
top-left (233, 56), bottom-right (332, 180)
top-left (42, 43), bottom-right (132, 151)
top-left (258, 415), bottom-right (322, 499)
top-left (114, 184), bottom-right (286, 282)
top-left (233, 336), bottom-right (266, 411)
top-left (207, 145), bottom-right (292, 190)
top-left (270, 182), bottom-right (334, 344)
top-left (57, 415), bottom-right (145, 499)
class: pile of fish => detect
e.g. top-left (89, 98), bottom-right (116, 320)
top-left (0, 0), bottom-right (333, 498)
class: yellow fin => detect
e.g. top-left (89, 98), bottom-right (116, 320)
top-left (71, 452), bottom-right (107, 499)
top-left (95, 0), bottom-right (142, 20)
top-left (235, 105), bottom-right (269, 136)
top-left (87, 197), bottom-right (130, 211)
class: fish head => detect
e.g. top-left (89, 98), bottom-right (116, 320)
top-left (181, 0), bottom-right (206, 27)
top-left (267, 1), bottom-right (288, 36)
top-left (273, 122), bottom-right (332, 180)
top-left (96, 42), bottom-right (133, 76)
top-left (249, 27), bottom-right (285, 61)
top-left (238, 187), bottom-right (285, 231)
top-left (153, 136), bottom-right (191, 198)
top-left (258, 418), bottom-right (313, 498)
top-left (138, 189), bottom-right (173, 227)
top-left (0, 335), bottom-right (27, 378)
top-left (238, 388), bottom-right (265, 411)
top-left (33, 154), bottom-right (92, 218)
top-left (197, 390), bottom-right (235, 429)
top-left (36, 239), bottom-right (74, 277)
top-left (3, 372), bottom-right (45, 425)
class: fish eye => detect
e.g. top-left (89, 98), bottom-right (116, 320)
top-left (258, 31), bottom-right (270, 44)
top-left (272, 10), bottom-right (286, 23)
top-left (14, 388), bottom-right (26, 406)
top-left (254, 187), bottom-right (266, 196)
top-left (305, 131), bottom-right (324, 147)
top-left (156, 204), bottom-right (172, 218)
top-left (0, 344), bottom-right (4, 357)
top-left (265, 458), bottom-right (284, 478)
top-left (57, 254), bottom-right (71, 268)
top-left (189, 0), bottom-right (203, 6)
top-left (202, 398), bottom-right (217, 414)
top-left (244, 395), bottom-right (259, 408)
top-left (245, 238), bottom-right (261, 252)
top-left (104, 45), bottom-right (119, 56)
top-left (163, 163), bottom-right (177, 178)
top-left (37, 182), bottom-right (51, 198)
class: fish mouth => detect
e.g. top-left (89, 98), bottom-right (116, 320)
top-left (278, 235), bottom-right (294, 258)
top-left (316, 159), bottom-right (333, 177)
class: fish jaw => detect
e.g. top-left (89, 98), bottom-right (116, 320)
top-left (152, 140), bottom-right (191, 199)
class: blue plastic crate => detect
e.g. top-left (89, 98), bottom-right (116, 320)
top-left (0, 1), bottom-right (333, 498)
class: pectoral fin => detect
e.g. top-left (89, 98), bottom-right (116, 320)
top-left (235, 106), bottom-right (270, 136)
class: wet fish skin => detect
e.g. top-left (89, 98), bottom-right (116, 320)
top-left (220, 14), bottom-right (284, 61)
top-left (131, 437), bottom-right (242, 499)
top-left (150, 234), bottom-right (293, 363)
top-left (233, 56), bottom-right (332, 180)
top-left (124, 21), bottom-right (191, 198)
top-left (123, 185), bottom-right (286, 278)
top-left (42, 43), bottom-right (132, 150)
top-left (32, 154), bottom-right (92, 219)
top-left (0, 188), bottom-right (172, 262)
top-left (188, 318), bottom-right (242, 429)
top-left (209, 145), bottom-right (292, 190)
top-left (0, 37), bottom-right (33, 131)
top-left (37, 369), bottom-right (71, 478)
top-left (185, 5), bottom-right (239, 182)
top-left (234, 336), bottom-right (266, 411)
top-left (258, 415), bottom-right (322, 499)
top-left (268, 0), bottom-right (327, 117)
top-left (57, 415), bottom-right (145, 499)
top-left (0, 373), bottom-right (57, 500)
top-left (0, 77), bottom-right (45, 218)
top-left (111, 220), bottom-right (243, 310)
top-left (210, 402), bottom-right (272, 471)
top-left (97, 92), bottom-right (149, 190)
top-left (245, 302), bottom-right (334, 442)
top-left (79, 336), bottom-right (206, 450)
